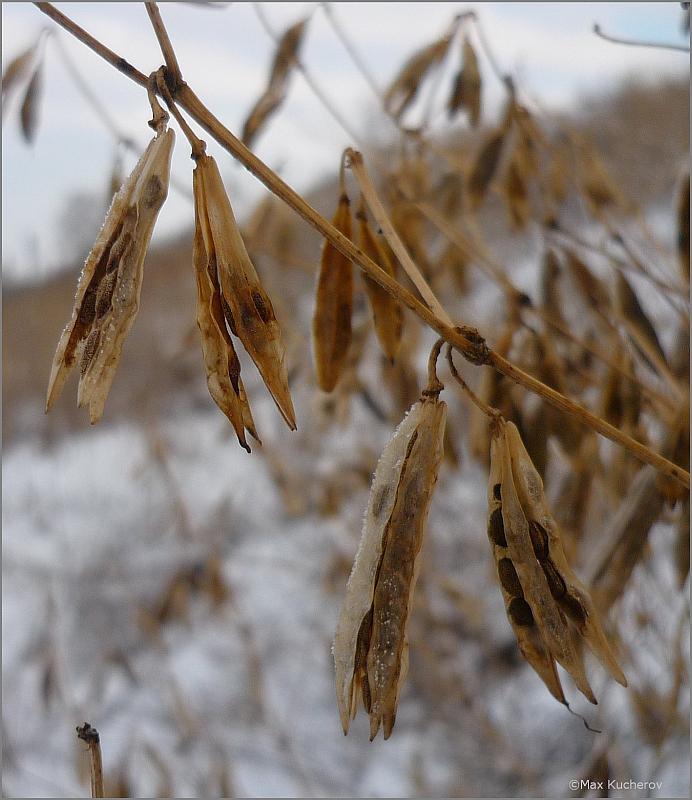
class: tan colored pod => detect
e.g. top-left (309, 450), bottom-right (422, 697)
top-left (504, 421), bottom-right (627, 688)
top-left (356, 204), bottom-right (402, 362)
top-left (47, 128), bottom-right (175, 423)
top-left (312, 192), bottom-right (354, 392)
top-left (486, 435), bottom-right (565, 704)
top-left (195, 154), bottom-right (296, 430)
top-left (448, 36), bottom-right (481, 126)
top-left (384, 32), bottom-right (453, 120)
top-left (491, 420), bottom-right (597, 703)
top-left (334, 394), bottom-right (447, 739)
top-left (192, 168), bottom-right (258, 451)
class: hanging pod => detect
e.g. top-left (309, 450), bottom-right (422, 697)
top-left (334, 391), bottom-right (447, 739)
top-left (46, 126), bottom-right (175, 423)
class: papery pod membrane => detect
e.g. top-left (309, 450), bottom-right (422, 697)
top-left (192, 167), bottom-right (257, 452)
top-left (334, 394), bottom-right (447, 739)
top-left (312, 193), bottom-right (354, 392)
top-left (487, 428), bottom-right (566, 703)
top-left (356, 205), bottom-right (403, 361)
top-left (504, 421), bottom-right (627, 687)
top-left (46, 128), bottom-right (175, 422)
top-left (492, 419), bottom-right (597, 703)
top-left (196, 154), bottom-right (296, 429)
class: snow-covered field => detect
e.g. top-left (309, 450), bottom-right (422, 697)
top-left (3, 342), bottom-right (688, 797)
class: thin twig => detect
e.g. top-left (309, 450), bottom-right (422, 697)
top-left (76, 723), bottom-right (104, 798)
top-left (320, 3), bottom-right (382, 99)
top-left (426, 337), bottom-right (445, 394)
top-left (145, 2), bottom-right (184, 89)
top-left (593, 23), bottom-right (690, 53)
top-left (32, 1), bottom-right (690, 488)
top-left (446, 344), bottom-right (498, 418)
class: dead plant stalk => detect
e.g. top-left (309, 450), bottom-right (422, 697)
top-left (33, 1), bottom-right (689, 490)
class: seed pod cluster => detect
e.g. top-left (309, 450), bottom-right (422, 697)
top-left (46, 127), bottom-right (175, 423)
top-left (193, 153), bottom-right (296, 434)
top-left (312, 191), bottom-right (354, 392)
top-left (334, 392), bottom-right (447, 739)
top-left (487, 417), bottom-right (627, 704)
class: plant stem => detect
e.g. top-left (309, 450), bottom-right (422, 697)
top-left (446, 344), bottom-right (498, 418)
top-left (145, 2), bottom-right (183, 90)
top-left (76, 723), bottom-right (104, 798)
top-left (32, 1), bottom-right (690, 489)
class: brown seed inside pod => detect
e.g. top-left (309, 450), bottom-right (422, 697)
top-left (508, 597), bottom-right (534, 626)
top-left (529, 520), bottom-right (550, 562)
top-left (497, 558), bottom-right (524, 597)
top-left (488, 507), bottom-right (507, 547)
top-left (560, 592), bottom-right (588, 625)
top-left (542, 559), bottom-right (567, 598)
top-left (493, 483), bottom-right (502, 501)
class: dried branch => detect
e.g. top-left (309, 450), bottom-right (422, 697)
top-left (33, 1), bottom-right (690, 488)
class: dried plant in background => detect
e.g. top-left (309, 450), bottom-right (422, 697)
top-left (241, 16), bottom-right (308, 148)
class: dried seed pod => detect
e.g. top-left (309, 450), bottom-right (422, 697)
top-left (564, 248), bottom-right (611, 313)
top-left (19, 60), bottom-right (42, 143)
top-left (503, 156), bottom-right (529, 230)
top-left (334, 393), bottom-right (447, 739)
top-left (493, 419), bottom-right (598, 702)
top-left (504, 421), bottom-right (627, 688)
top-left (447, 36), bottom-right (481, 126)
top-left (579, 149), bottom-right (620, 213)
top-left (241, 17), bottom-right (308, 147)
top-left (614, 271), bottom-right (666, 367)
top-left (312, 192), bottom-right (354, 392)
top-left (46, 127), bottom-right (175, 423)
top-left (192, 169), bottom-right (257, 451)
top-left (486, 433), bottom-right (566, 703)
top-left (194, 154), bottom-right (296, 429)
top-left (356, 203), bottom-right (403, 362)
top-left (384, 32), bottom-right (454, 120)
top-left (491, 420), bottom-right (596, 703)
top-left (468, 126), bottom-right (507, 209)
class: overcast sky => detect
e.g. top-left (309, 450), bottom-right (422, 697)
top-left (2, 2), bottom-right (689, 283)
